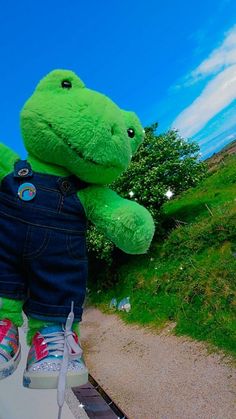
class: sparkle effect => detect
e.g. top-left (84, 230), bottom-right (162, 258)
top-left (165, 189), bottom-right (174, 199)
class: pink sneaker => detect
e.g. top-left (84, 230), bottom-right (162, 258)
top-left (23, 324), bottom-right (88, 389)
top-left (0, 319), bottom-right (21, 380)
top-left (23, 304), bottom-right (88, 418)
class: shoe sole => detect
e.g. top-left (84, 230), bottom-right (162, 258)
top-left (0, 345), bottom-right (21, 380)
top-left (23, 366), bottom-right (88, 389)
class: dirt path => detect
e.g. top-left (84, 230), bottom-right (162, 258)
top-left (80, 308), bottom-right (236, 419)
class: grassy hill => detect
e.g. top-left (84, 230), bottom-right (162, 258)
top-left (89, 147), bottom-right (236, 357)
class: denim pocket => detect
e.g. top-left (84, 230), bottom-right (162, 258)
top-left (23, 226), bottom-right (51, 259)
top-left (66, 234), bottom-right (87, 261)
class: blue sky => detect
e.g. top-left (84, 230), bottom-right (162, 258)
top-left (1, 0), bottom-right (236, 159)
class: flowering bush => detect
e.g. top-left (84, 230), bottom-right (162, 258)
top-left (87, 224), bottom-right (114, 265)
top-left (87, 124), bottom-right (206, 264)
top-left (113, 124), bottom-right (206, 224)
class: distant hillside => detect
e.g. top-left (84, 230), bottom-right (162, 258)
top-left (206, 139), bottom-right (236, 173)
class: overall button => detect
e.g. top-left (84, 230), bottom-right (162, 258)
top-left (18, 183), bottom-right (37, 201)
top-left (61, 180), bottom-right (71, 193)
top-left (18, 168), bottom-right (30, 177)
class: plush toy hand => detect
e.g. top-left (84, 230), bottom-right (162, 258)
top-left (0, 144), bottom-right (19, 182)
top-left (78, 186), bottom-right (155, 254)
top-left (110, 202), bottom-right (155, 254)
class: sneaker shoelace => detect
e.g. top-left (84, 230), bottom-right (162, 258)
top-left (57, 302), bottom-right (82, 419)
top-left (36, 302), bottom-right (82, 419)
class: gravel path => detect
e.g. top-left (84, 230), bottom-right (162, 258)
top-left (81, 308), bottom-right (236, 419)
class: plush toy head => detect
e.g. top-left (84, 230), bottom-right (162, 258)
top-left (21, 70), bottom-right (144, 184)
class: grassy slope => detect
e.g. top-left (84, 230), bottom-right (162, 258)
top-left (89, 153), bottom-right (236, 357)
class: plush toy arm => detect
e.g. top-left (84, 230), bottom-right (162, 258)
top-left (0, 143), bottom-right (20, 182)
top-left (78, 186), bottom-right (155, 254)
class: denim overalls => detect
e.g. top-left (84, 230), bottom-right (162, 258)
top-left (0, 160), bottom-right (88, 323)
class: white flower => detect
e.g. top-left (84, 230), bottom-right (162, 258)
top-left (129, 191), bottom-right (135, 198)
top-left (165, 189), bottom-right (174, 199)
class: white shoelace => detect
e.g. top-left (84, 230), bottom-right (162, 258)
top-left (1, 308), bottom-right (82, 419)
top-left (57, 302), bottom-right (82, 419)
top-left (38, 302), bottom-right (82, 419)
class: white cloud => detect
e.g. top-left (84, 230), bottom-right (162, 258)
top-left (172, 25), bottom-right (236, 138)
top-left (225, 133), bottom-right (235, 141)
top-left (196, 105), bottom-right (236, 146)
top-left (200, 121), bottom-right (236, 149)
top-left (188, 25), bottom-right (236, 83)
top-left (173, 64), bottom-right (236, 137)
top-left (201, 130), bottom-right (236, 158)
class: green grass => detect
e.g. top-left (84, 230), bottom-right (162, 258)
top-left (163, 154), bottom-right (236, 223)
top-left (88, 154), bottom-right (236, 357)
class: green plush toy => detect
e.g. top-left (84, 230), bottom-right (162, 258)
top-left (0, 70), bottom-right (154, 394)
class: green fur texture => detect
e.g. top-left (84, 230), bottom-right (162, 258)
top-left (78, 186), bottom-right (154, 254)
top-left (21, 70), bottom-right (144, 184)
top-left (0, 69), bottom-right (155, 337)
top-left (20, 69), bottom-right (154, 254)
top-left (0, 144), bottom-right (19, 182)
top-left (0, 297), bottom-right (24, 327)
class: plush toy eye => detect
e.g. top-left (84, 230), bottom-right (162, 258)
top-left (127, 128), bottom-right (135, 138)
top-left (61, 80), bottom-right (72, 89)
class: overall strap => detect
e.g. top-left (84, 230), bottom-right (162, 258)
top-left (14, 160), bottom-right (33, 179)
top-left (13, 159), bottom-right (88, 195)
